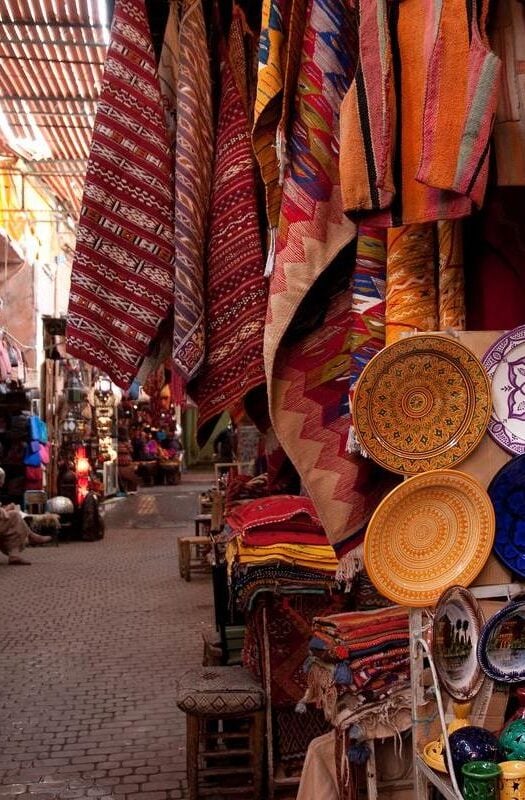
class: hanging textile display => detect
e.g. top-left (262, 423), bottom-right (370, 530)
top-left (172, 0), bottom-right (213, 384)
top-left (189, 6), bottom-right (268, 444)
top-left (265, 0), bottom-right (396, 562)
top-left (339, 0), bottom-right (499, 226)
top-left (66, 0), bottom-right (175, 389)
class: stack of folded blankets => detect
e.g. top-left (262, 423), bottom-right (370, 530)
top-left (225, 495), bottom-right (339, 610)
top-left (301, 606), bottom-right (412, 739)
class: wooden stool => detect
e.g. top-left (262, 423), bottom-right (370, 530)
top-left (177, 666), bottom-right (265, 800)
top-left (178, 536), bottom-right (211, 581)
top-left (195, 513), bottom-right (212, 537)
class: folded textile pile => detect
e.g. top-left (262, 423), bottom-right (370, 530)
top-left (225, 495), bottom-right (339, 609)
top-left (301, 607), bottom-right (411, 734)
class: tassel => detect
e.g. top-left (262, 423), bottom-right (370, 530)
top-left (335, 548), bottom-right (364, 590)
top-left (264, 226), bottom-right (277, 277)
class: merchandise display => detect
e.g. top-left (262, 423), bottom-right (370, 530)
top-left (499, 719), bottom-right (525, 761)
top-left (488, 454), bottom-right (525, 577)
top-left (478, 600), bottom-right (525, 683)
top-left (447, 727), bottom-right (503, 788)
top-left (482, 325), bottom-right (525, 454)
top-left (432, 586), bottom-right (485, 702)
top-left (8, 0), bottom-right (525, 795)
top-left (364, 470), bottom-right (495, 606)
top-left (353, 335), bottom-right (491, 475)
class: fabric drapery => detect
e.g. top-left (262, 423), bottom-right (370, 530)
top-left (66, 0), bottom-right (174, 388)
top-left (265, 0), bottom-right (374, 556)
top-left (189, 6), bottom-right (267, 444)
top-left (385, 222), bottom-right (465, 345)
top-left (339, 0), bottom-right (498, 226)
top-left (172, 0), bottom-right (213, 384)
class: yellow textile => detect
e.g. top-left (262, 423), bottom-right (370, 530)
top-left (385, 224), bottom-right (437, 345)
top-left (385, 221), bottom-right (466, 345)
top-left (226, 540), bottom-right (338, 571)
top-left (437, 220), bottom-right (465, 331)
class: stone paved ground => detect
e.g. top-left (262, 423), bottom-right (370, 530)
top-left (0, 472), bottom-right (217, 800)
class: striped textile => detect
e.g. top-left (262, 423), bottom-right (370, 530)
top-left (417, 0), bottom-right (501, 208)
top-left (172, 0), bottom-right (213, 383)
top-left (66, 0), bottom-right (174, 389)
top-left (339, 0), bottom-right (396, 216)
top-left (190, 7), bottom-right (267, 443)
top-left (340, 0), bottom-right (497, 225)
top-left (347, 225), bottom-right (386, 453)
top-left (264, 0), bottom-right (361, 552)
top-left (157, 2), bottom-right (179, 146)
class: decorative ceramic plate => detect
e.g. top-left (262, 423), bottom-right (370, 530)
top-left (478, 600), bottom-right (525, 683)
top-left (364, 470), bottom-right (495, 607)
top-left (482, 325), bottom-right (525, 455)
top-left (488, 455), bottom-right (525, 577)
top-left (432, 586), bottom-right (485, 701)
top-left (422, 739), bottom-right (447, 773)
top-left (353, 335), bottom-right (491, 475)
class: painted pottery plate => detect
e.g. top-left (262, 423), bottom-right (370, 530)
top-left (432, 586), bottom-right (485, 701)
top-left (422, 740), bottom-right (447, 773)
top-left (488, 455), bottom-right (525, 578)
top-left (482, 325), bottom-right (525, 455)
top-left (478, 600), bottom-right (525, 683)
top-left (364, 470), bottom-right (495, 607)
top-left (353, 335), bottom-right (491, 475)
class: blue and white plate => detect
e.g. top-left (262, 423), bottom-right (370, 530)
top-left (477, 600), bottom-right (525, 683)
top-left (488, 454), bottom-right (525, 577)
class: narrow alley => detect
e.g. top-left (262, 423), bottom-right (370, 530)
top-left (0, 473), bottom-right (216, 800)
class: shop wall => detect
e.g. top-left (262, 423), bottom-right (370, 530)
top-left (1, 259), bottom-right (37, 373)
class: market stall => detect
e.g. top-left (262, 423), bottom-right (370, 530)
top-left (55, 0), bottom-right (525, 795)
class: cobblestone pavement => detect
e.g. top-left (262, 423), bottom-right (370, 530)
top-left (0, 472), bottom-right (216, 800)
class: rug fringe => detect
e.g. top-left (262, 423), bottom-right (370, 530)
top-left (264, 226), bottom-right (277, 277)
top-left (336, 546), bottom-right (363, 591)
top-left (345, 423), bottom-right (369, 458)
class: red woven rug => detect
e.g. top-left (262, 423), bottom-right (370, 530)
top-left (189, 8), bottom-right (268, 444)
top-left (66, 0), bottom-right (174, 389)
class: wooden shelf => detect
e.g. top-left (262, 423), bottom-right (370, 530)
top-left (415, 756), bottom-right (457, 800)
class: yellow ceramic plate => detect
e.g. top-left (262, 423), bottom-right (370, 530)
top-left (364, 470), bottom-right (495, 607)
top-left (353, 335), bottom-right (491, 475)
top-left (422, 740), bottom-right (447, 773)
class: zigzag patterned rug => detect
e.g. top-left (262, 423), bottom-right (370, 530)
top-left (265, 0), bottom-right (396, 563)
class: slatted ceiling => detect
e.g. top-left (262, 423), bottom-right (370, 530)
top-left (0, 0), bottom-right (109, 218)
